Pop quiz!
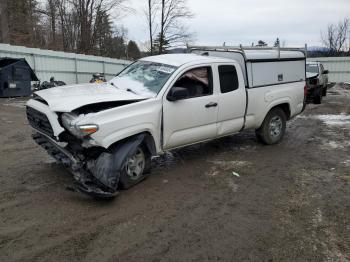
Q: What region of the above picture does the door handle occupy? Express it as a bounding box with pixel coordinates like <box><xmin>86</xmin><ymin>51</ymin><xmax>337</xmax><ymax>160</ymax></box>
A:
<box><xmin>205</xmin><ymin>102</ymin><xmax>218</xmax><ymax>108</ymax></box>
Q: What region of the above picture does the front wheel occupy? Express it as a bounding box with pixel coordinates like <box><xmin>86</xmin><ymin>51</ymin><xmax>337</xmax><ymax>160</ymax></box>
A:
<box><xmin>119</xmin><ymin>145</ymin><xmax>151</xmax><ymax>189</ymax></box>
<box><xmin>256</xmin><ymin>108</ymin><xmax>287</xmax><ymax>145</ymax></box>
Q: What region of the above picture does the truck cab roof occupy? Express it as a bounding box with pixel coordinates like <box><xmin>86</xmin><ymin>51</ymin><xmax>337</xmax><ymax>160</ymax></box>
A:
<box><xmin>140</xmin><ymin>54</ymin><xmax>235</xmax><ymax>67</ymax></box>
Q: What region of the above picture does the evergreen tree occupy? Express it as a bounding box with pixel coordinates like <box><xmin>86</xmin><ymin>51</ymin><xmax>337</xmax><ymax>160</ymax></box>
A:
<box><xmin>274</xmin><ymin>37</ymin><xmax>280</xmax><ymax>47</ymax></box>
<box><xmin>256</xmin><ymin>40</ymin><xmax>268</xmax><ymax>47</ymax></box>
<box><xmin>127</xmin><ymin>40</ymin><xmax>141</xmax><ymax>60</ymax></box>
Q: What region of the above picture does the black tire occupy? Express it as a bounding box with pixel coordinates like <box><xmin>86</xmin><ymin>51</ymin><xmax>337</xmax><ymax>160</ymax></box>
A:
<box><xmin>119</xmin><ymin>145</ymin><xmax>151</xmax><ymax>189</ymax></box>
<box><xmin>255</xmin><ymin>108</ymin><xmax>287</xmax><ymax>145</ymax></box>
<box><xmin>322</xmin><ymin>86</ymin><xmax>327</xmax><ymax>97</ymax></box>
<box><xmin>313</xmin><ymin>86</ymin><xmax>322</xmax><ymax>104</ymax></box>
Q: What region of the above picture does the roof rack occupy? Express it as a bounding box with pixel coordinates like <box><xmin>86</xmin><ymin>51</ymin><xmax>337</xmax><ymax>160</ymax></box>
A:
<box><xmin>187</xmin><ymin>44</ymin><xmax>308</xmax><ymax>59</ymax></box>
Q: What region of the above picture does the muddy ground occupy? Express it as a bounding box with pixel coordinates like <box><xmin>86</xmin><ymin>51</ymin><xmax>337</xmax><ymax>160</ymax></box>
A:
<box><xmin>0</xmin><ymin>84</ymin><xmax>349</xmax><ymax>262</ymax></box>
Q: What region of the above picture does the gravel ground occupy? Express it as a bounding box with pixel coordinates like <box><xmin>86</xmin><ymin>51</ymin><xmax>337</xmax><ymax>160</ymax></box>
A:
<box><xmin>0</xmin><ymin>84</ymin><xmax>349</xmax><ymax>262</ymax></box>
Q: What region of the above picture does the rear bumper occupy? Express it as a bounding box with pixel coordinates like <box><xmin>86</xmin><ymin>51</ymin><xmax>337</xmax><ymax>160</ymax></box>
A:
<box><xmin>306</xmin><ymin>85</ymin><xmax>320</xmax><ymax>99</ymax></box>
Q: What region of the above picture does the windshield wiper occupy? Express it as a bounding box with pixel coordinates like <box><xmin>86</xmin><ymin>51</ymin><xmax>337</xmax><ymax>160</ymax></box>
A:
<box><xmin>109</xmin><ymin>82</ymin><xmax>119</xmax><ymax>89</ymax></box>
<box><xmin>126</xmin><ymin>88</ymin><xmax>137</xmax><ymax>95</ymax></box>
<box><xmin>110</xmin><ymin>81</ymin><xmax>138</xmax><ymax>95</ymax></box>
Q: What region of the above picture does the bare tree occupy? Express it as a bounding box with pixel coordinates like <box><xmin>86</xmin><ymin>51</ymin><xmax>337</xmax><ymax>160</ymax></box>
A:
<box><xmin>68</xmin><ymin>0</ymin><xmax>126</xmax><ymax>54</ymax></box>
<box><xmin>0</xmin><ymin>0</ymin><xmax>139</xmax><ymax>59</ymax></box>
<box><xmin>158</xmin><ymin>0</ymin><xmax>193</xmax><ymax>54</ymax></box>
<box><xmin>321</xmin><ymin>18</ymin><xmax>349</xmax><ymax>54</ymax></box>
<box><xmin>36</xmin><ymin>0</ymin><xmax>59</xmax><ymax>49</ymax></box>
<box><xmin>0</xmin><ymin>0</ymin><xmax>10</xmax><ymax>43</ymax></box>
<box><xmin>48</xmin><ymin>0</ymin><xmax>58</xmax><ymax>46</ymax></box>
<box><xmin>145</xmin><ymin>0</ymin><xmax>159</xmax><ymax>55</ymax></box>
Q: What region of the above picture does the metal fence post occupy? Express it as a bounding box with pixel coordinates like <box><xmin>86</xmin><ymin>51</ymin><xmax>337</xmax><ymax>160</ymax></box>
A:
<box><xmin>74</xmin><ymin>58</ymin><xmax>78</xmax><ymax>84</ymax></box>
<box><xmin>31</xmin><ymin>53</ymin><xmax>36</xmax><ymax>73</ymax></box>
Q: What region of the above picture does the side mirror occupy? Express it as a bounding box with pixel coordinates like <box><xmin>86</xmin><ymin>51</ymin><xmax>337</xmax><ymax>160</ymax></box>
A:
<box><xmin>167</xmin><ymin>87</ymin><xmax>189</xmax><ymax>101</ymax></box>
<box><xmin>322</xmin><ymin>70</ymin><xmax>329</xmax><ymax>75</ymax></box>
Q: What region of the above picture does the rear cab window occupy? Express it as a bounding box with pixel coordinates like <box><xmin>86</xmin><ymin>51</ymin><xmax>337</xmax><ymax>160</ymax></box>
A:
<box><xmin>218</xmin><ymin>65</ymin><xmax>239</xmax><ymax>93</ymax></box>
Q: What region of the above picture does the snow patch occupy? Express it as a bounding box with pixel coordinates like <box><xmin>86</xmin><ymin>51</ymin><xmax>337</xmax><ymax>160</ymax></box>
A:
<box><xmin>209</xmin><ymin>160</ymin><xmax>251</xmax><ymax>170</ymax></box>
<box><xmin>298</xmin><ymin>113</ymin><xmax>350</xmax><ymax>126</ymax></box>
<box><xmin>321</xmin><ymin>140</ymin><xmax>350</xmax><ymax>150</ymax></box>
<box><xmin>316</xmin><ymin>114</ymin><xmax>350</xmax><ymax>126</ymax></box>
<box><xmin>341</xmin><ymin>160</ymin><xmax>350</xmax><ymax>167</ymax></box>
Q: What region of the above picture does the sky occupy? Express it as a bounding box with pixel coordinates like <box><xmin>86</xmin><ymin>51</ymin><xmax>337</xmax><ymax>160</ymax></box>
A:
<box><xmin>118</xmin><ymin>0</ymin><xmax>350</xmax><ymax>48</ymax></box>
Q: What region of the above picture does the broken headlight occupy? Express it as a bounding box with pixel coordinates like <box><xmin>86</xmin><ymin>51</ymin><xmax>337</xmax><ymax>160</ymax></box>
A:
<box><xmin>61</xmin><ymin>113</ymin><xmax>98</xmax><ymax>138</ymax></box>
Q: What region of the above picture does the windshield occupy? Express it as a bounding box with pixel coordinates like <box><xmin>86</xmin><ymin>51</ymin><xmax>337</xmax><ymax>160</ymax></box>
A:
<box><xmin>110</xmin><ymin>61</ymin><xmax>177</xmax><ymax>97</ymax></box>
<box><xmin>306</xmin><ymin>64</ymin><xmax>319</xmax><ymax>74</ymax></box>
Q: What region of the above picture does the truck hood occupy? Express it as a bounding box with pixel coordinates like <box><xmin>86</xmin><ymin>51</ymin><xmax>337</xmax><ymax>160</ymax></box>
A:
<box><xmin>34</xmin><ymin>83</ymin><xmax>150</xmax><ymax>112</ymax></box>
<box><xmin>306</xmin><ymin>72</ymin><xmax>319</xmax><ymax>79</ymax></box>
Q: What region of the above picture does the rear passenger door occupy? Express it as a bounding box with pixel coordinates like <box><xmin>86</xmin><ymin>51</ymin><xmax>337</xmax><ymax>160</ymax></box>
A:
<box><xmin>216</xmin><ymin>64</ymin><xmax>246</xmax><ymax>136</ymax></box>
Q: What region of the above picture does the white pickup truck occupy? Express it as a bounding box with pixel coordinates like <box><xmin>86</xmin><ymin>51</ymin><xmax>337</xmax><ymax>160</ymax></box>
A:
<box><xmin>26</xmin><ymin>46</ymin><xmax>306</xmax><ymax>197</ymax></box>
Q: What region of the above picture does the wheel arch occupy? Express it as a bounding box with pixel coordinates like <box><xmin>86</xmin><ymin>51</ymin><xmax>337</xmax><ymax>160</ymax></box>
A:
<box><xmin>106</xmin><ymin>131</ymin><xmax>157</xmax><ymax>157</ymax></box>
<box><xmin>272</xmin><ymin>103</ymin><xmax>291</xmax><ymax>120</ymax></box>
<box><xmin>256</xmin><ymin>101</ymin><xmax>291</xmax><ymax>128</ymax></box>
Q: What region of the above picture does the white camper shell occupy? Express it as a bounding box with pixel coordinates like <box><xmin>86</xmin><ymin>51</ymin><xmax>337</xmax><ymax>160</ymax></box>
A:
<box><xmin>189</xmin><ymin>46</ymin><xmax>306</xmax><ymax>88</ymax></box>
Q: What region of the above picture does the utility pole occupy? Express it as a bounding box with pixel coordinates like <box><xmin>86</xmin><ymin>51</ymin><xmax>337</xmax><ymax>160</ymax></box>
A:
<box><xmin>148</xmin><ymin>0</ymin><xmax>153</xmax><ymax>55</ymax></box>
<box><xmin>159</xmin><ymin>0</ymin><xmax>165</xmax><ymax>54</ymax></box>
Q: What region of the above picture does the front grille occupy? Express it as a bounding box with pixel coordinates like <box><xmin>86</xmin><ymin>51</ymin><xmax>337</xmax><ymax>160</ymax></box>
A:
<box><xmin>26</xmin><ymin>106</ymin><xmax>54</xmax><ymax>138</ymax></box>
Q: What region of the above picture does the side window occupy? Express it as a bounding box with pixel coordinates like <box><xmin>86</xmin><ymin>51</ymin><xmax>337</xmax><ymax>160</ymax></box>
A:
<box><xmin>218</xmin><ymin>65</ymin><xmax>239</xmax><ymax>93</ymax></box>
<box><xmin>172</xmin><ymin>66</ymin><xmax>213</xmax><ymax>98</ymax></box>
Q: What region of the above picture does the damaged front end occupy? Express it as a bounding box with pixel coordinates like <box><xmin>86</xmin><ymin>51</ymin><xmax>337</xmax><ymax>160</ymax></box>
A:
<box><xmin>27</xmin><ymin>96</ymin><xmax>152</xmax><ymax>198</ymax></box>
<box><xmin>32</xmin><ymin>131</ymin><xmax>148</xmax><ymax>198</ymax></box>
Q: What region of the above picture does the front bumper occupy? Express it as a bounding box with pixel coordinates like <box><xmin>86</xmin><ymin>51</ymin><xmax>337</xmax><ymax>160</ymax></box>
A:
<box><xmin>32</xmin><ymin>132</ymin><xmax>118</xmax><ymax>198</ymax></box>
<box><xmin>32</xmin><ymin>132</ymin><xmax>82</xmax><ymax>171</ymax></box>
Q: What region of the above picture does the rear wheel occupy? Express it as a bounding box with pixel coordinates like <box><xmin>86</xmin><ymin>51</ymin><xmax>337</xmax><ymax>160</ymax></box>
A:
<box><xmin>119</xmin><ymin>145</ymin><xmax>151</xmax><ymax>189</ymax></box>
<box><xmin>256</xmin><ymin>108</ymin><xmax>287</xmax><ymax>145</ymax></box>
<box><xmin>322</xmin><ymin>86</ymin><xmax>327</xmax><ymax>96</ymax></box>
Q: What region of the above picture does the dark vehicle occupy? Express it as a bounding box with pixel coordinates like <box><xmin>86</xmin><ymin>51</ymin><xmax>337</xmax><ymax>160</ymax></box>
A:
<box><xmin>0</xmin><ymin>58</ymin><xmax>38</xmax><ymax>97</ymax></box>
<box><xmin>306</xmin><ymin>62</ymin><xmax>329</xmax><ymax>104</ymax></box>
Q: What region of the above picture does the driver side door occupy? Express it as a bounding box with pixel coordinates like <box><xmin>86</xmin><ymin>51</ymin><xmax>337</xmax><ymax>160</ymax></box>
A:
<box><xmin>162</xmin><ymin>66</ymin><xmax>218</xmax><ymax>149</ymax></box>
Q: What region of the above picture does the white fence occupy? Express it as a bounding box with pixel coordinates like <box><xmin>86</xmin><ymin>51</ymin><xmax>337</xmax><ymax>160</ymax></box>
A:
<box><xmin>3</xmin><ymin>43</ymin><xmax>348</xmax><ymax>84</ymax></box>
<box><xmin>0</xmin><ymin>44</ymin><xmax>131</xmax><ymax>84</ymax></box>
<box><xmin>308</xmin><ymin>56</ymin><xmax>350</xmax><ymax>83</ymax></box>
